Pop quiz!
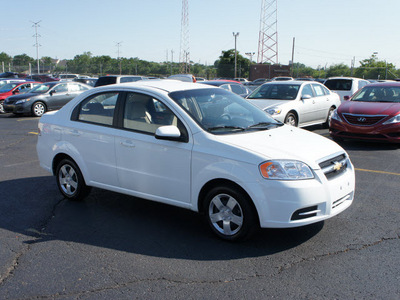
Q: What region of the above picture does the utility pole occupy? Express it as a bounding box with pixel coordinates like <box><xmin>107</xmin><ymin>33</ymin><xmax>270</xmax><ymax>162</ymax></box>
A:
<box><xmin>257</xmin><ymin>0</ymin><xmax>278</xmax><ymax>64</ymax></box>
<box><xmin>116</xmin><ymin>41</ymin><xmax>122</xmax><ymax>74</ymax></box>
<box><xmin>291</xmin><ymin>37</ymin><xmax>295</xmax><ymax>76</ymax></box>
<box><xmin>233</xmin><ymin>32</ymin><xmax>239</xmax><ymax>78</ymax></box>
<box><xmin>31</xmin><ymin>21</ymin><xmax>41</xmax><ymax>74</ymax></box>
<box><xmin>179</xmin><ymin>0</ymin><xmax>190</xmax><ymax>74</ymax></box>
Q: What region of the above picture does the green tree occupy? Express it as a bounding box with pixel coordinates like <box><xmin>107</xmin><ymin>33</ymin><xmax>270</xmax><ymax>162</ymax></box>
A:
<box><xmin>354</xmin><ymin>54</ymin><xmax>396</xmax><ymax>80</ymax></box>
<box><xmin>13</xmin><ymin>54</ymin><xmax>35</xmax><ymax>66</ymax></box>
<box><xmin>214</xmin><ymin>49</ymin><xmax>250</xmax><ymax>78</ymax></box>
<box><xmin>325</xmin><ymin>64</ymin><xmax>351</xmax><ymax>77</ymax></box>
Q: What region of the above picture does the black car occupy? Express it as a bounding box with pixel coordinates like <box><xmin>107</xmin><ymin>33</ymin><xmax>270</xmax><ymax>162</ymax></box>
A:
<box><xmin>3</xmin><ymin>81</ymin><xmax>92</xmax><ymax>117</ymax></box>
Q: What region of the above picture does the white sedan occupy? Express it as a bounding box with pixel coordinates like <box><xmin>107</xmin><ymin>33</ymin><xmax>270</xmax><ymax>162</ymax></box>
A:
<box><xmin>247</xmin><ymin>80</ymin><xmax>341</xmax><ymax>127</ymax></box>
<box><xmin>37</xmin><ymin>80</ymin><xmax>354</xmax><ymax>241</ymax></box>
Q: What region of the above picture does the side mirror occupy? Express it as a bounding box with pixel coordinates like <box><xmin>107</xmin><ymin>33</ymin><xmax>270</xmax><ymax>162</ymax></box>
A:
<box><xmin>343</xmin><ymin>95</ymin><xmax>350</xmax><ymax>101</ymax></box>
<box><xmin>301</xmin><ymin>94</ymin><xmax>312</xmax><ymax>100</ymax></box>
<box><xmin>12</xmin><ymin>90</ymin><xmax>19</xmax><ymax>95</ymax></box>
<box><xmin>50</xmin><ymin>90</ymin><xmax>56</xmax><ymax>96</ymax></box>
<box><xmin>155</xmin><ymin>125</ymin><xmax>182</xmax><ymax>141</ymax></box>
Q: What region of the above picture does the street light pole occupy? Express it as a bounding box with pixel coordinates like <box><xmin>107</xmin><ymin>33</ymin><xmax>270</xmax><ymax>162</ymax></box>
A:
<box><xmin>233</xmin><ymin>32</ymin><xmax>239</xmax><ymax>78</ymax></box>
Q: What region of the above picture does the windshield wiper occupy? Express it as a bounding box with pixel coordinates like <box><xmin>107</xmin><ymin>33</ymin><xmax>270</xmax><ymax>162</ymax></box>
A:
<box><xmin>247</xmin><ymin>122</ymin><xmax>282</xmax><ymax>130</ymax></box>
<box><xmin>207</xmin><ymin>126</ymin><xmax>245</xmax><ymax>132</ymax></box>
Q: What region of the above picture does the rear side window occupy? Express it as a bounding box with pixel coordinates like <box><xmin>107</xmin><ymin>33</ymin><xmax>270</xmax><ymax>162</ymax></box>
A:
<box><xmin>312</xmin><ymin>84</ymin><xmax>326</xmax><ymax>96</ymax></box>
<box><xmin>77</xmin><ymin>92</ymin><xmax>118</xmax><ymax>125</ymax></box>
<box><xmin>324</xmin><ymin>79</ymin><xmax>352</xmax><ymax>91</ymax></box>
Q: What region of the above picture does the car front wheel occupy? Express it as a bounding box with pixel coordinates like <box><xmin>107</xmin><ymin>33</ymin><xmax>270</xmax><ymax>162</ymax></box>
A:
<box><xmin>284</xmin><ymin>112</ymin><xmax>298</xmax><ymax>126</ymax></box>
<box><xmin>56</xmin><ymin>159</ymin><xmax>91</xmax><ymax>201</ymax></box>
<box><xmin>204</xmin><ymin>185</ymin><xmax>258</xmax><ymax>241</ymax></box>
<box><xmin>32</xmin><ymin>101</ymin><xmax>46</xmax><ymax>117</ymax></box>
<box><xmin>0</xmin><ymin>100</ymin><xmax>5</xmax><ymax>114</ymax></box>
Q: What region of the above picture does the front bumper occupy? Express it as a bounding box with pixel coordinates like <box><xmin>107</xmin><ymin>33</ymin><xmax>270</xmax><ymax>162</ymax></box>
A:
<box><xmin>3</xmin><ymin>103</ymin><xmax>30</xmax><ymax>114</ymax></box>
<box><xmin>250</xmin><ymin>157</ymin><xmax>355</xmax><ymax>228</ymax></box>
<box><xmin>330</xmin><ymin>119</ymin><xmax>400</xmax><ymax>143</ymax></box>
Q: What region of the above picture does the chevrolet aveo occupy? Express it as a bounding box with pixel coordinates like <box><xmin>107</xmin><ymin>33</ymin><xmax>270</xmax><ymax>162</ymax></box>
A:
<box><xmin>37</xmin><ymin>80</ymin><xmax>355</xmax><ymax>241</ymax></box>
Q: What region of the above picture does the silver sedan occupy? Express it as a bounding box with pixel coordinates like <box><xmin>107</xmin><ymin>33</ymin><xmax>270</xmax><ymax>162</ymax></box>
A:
<box><xmin>247</xmin><ymin>80</ymin><xmax>340</xmax><ymax>127</ymax></box>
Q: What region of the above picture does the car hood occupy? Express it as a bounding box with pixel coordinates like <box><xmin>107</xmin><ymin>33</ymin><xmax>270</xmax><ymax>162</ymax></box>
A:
<box><xmin>5</xmin><ymin>92</ymin><xmax>41</xmax><ymax>102</ymax></box>
<box><xmin>339</xmin><ymin>101</ymin><xmax>400</xmax><ymax>116</ymax></box>
<box><xmin>248</xmin><ymin>99</ymin><xmax>290</xmax><ymax>110</ymax></box>
<box><xmin>216</xmin><ymin>125</ymin><xmax>344</xmax><ymax>169</ymax></box>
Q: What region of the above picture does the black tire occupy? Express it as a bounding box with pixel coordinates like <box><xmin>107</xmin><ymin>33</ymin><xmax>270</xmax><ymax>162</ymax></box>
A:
<box><xmin>55</xmin><ymin>158</ymin><xmax>91</xmax><ymax>201</ymax></box>
<box><xmin>323</xmin><ymin>107</ymin><xmax>335</xmax><ymax>128</ymax></box>
<box><xmin>31</xmin><ymin>101</ymin><xmax>46</xmax><ymax>117</ymax></box>
<box><xmin>204</xmin><ymin>185</ymin><xmax>258</xmax><ymax>241</ymax></box>
<box><xmin>284</xmin><ymin>112</ymin><xmax>298</xmax><ymax>127</ymax></box>
<box><xmin>0</xmin><ymin>100</ymin><xmax>5</xmax><ymax>114</ymax></box>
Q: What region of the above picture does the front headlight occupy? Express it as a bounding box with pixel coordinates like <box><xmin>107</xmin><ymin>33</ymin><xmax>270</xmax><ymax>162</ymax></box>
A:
<box><xmin>15</xmin><ymin>98</ymin><xmax>30</xmax><ymax>105</ymax></box>
<box><xmin>383</xmin><ymin>114</ymin><xmax>400</xmax><ymax>125</ymax></box>
<box><xmin>259</xmin><ymin>160</ymin><xmax>314</xmax><ymax>180</ymax></box>
<box><xmin>330</xmin><ymin>109</ymin><xmax>342</xmax><ymax>122</ymax></box>
<box><xmin>265</xmin><ymin>107</ymin><xmax>282</xmax><ymax>115</ymax></box>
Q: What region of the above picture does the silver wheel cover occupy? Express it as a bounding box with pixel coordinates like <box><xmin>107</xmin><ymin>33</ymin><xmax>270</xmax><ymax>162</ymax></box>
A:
<box><xmin>208</xmin><ymin>193</ymin><xmax>244</xmax><ymax>236</ymax></box>
<box><xmin>34</xmin><ymin>103</ymin><xmax>45</xmax><ymax>116</ymax></box>
<box><xmin>286</xmin><ymin>115</ymin><xmax>296</xmax><ymax>126</ymax></box>
<box><xmin>58</xmin><ymin>164</ymin><xmax>78</xmax><ymax>196</ymax></box>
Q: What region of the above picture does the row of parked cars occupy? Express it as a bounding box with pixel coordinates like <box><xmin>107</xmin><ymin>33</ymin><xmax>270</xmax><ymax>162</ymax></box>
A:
<box><xmin>1</xmin><ymin>72</ymin><xmax>399</xmax><ymax>144</ymax></box>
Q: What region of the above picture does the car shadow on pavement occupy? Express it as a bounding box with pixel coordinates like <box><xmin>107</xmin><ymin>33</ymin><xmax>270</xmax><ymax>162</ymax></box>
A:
<box><xmin>333</xmin><ymin>140</ymin><xmax>400</xmax><ymax>151</ymax></box>
<box><xmin>0</xmin><ymin>177</ymin><xmax>323</xmax><ymax>261</ymax></box>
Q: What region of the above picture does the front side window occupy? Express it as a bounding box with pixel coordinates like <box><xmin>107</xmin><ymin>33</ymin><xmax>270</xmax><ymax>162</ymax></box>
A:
<box><xmin>123</xmin><ymin>92</ymin><xmax>179</xmax><ymax>134</ymax></box>
<box><xmin>53</xmin><ymin>84</ymin><xmax>68</xmax><ymax>93</ymax></box>
<box><xmin>301</xmin><ymin>84</ymin><xmax>314</xmax><ymax>97</ymax></box>
<box><xmin>77</xmin><ymin>92</ymin><xmax>118</xmax><ymax>125</ymax></box>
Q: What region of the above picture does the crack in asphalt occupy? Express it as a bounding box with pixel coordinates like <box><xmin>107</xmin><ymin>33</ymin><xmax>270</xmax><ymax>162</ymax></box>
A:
<box><xmin>5</xmin><ymin>234</ymin><xmax>399</xmax><ymax>299</ymax></box>
<box><xmin>276</xmin><ymin>234</ymin><xmax>400</xmax><ymax>274</ymax></box>
<box><xmin>0</xmin><ymin>198</ymin><xmax>66</xmax><ymax>289</ymax></box>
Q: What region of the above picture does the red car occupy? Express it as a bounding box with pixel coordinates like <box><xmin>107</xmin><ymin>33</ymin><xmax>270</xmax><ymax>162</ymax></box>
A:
<box><xmin>0</xmin><ymin>81</ymin><xmax>42</xmax><ymax>113</ymax></box>
<box><xmin>330</xmin><ymin>82</ymin><xmax>400</xmax><ymax>143</ymax></box>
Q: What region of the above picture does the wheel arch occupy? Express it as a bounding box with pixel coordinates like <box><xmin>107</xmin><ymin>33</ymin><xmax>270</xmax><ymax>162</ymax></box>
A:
<box><xmin>197</xmin><ymin>178</ymin><xmax>260</xmax><ymax>226</ymax></box>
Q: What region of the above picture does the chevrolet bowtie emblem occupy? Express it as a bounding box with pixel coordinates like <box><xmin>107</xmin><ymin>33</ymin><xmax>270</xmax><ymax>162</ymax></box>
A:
<box><xmin>333</xmin><ymin>162</ymin><xmax>343</xmax><ymax>171</ymax></box>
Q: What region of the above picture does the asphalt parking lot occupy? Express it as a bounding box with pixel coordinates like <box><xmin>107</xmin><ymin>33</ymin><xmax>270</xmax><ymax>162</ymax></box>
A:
<box><xmin>0</xmin><ymin>113</ymin><xmax>399</xmax><ymax>299</ymax></box>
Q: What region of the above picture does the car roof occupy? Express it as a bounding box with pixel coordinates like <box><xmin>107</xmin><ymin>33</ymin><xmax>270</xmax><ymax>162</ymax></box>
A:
<box><xmin>98</xmin><ymin>79</ymin><xmax>217</xmax><ymax>93</ymax></box>
<box><xmin>262</xmin><ymin>80</ymin><xmax>311</xmax><ymax>85</ymax></box>
<box><xmin>362</xmin><ymin>81</ymin><xmax>400</xmax><ymax>88</ymax></box>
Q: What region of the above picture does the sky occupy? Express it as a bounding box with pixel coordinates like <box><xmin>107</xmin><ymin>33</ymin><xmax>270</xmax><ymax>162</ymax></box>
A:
<box><xmin>1</xmin><ymin>0</ymin><xmax>400</xmax><ymax>69</ymax></box>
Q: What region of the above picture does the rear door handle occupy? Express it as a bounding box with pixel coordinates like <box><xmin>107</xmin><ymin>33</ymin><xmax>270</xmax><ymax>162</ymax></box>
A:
<box><xmin>68</xmin><ymin>129</ymin><xmax>81</xmax><ymax>136</ymax></box>
<box><xmin>120</xmin><ymin>140</ymin><xmax>135</xmax><ymax>148</ymax></box>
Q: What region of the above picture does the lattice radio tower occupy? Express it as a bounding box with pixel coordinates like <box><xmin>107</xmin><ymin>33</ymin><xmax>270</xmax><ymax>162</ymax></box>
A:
<box><xmin>179</xmin><ymin>0</ymin><xmax>190</xmax><ymax>73</ymax></box>
<box><xmin>257</xmin><ymin>0</ymin><xmax>278</xmax><ymax>64</ymax></box>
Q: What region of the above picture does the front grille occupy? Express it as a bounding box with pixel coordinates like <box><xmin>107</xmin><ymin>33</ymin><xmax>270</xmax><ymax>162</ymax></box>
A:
<box><xmin>342</xmin><ymin>113</ymin><xmax>387</xmax><ymax>126</ymax></box>
<box><xmin>339</xmin><ymin>132</ymin><xmax>387</xmax><ymax>139</ymax></box>
<box><xmin>319</xmin><ymin>154</ymin><xmax>348</xmax><ymax>179</ymax></box>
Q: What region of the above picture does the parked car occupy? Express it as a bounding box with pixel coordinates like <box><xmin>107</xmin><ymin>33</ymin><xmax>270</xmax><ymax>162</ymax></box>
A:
<box><xmin>4</xmin><ymin>81</ymin><xmax>92</xmax><ymax>117</ymax></box>
<box><xmin>199</xmin><ymin>80</ymin><xmax>252</xmax><ymax>97</ymax></box>
<box><xmin>271</xmin><ymin>76</ymin><xmax>294</xmax><ymax>81</ymax></box>
<box><xmin>94</xmin><ymin>75</ymin><xmax>148</xmax><ymax>87</ymax></box>
<box><xmin>324</xmin><ymin>77</ymin><xmax>370</xmax><ymax>101</ymax></box>
<box><xmin>0</xmin><ymin>79</ymin><xmax>27</xmax><ymax>89</ymax></box>
<box><xmin>0</xmin><ymin>72</ymin><xmax>25</xmax><ymax>78</ymax></box>
<box><xmin>74</xmin><ymin>77</ymin><xmax>98</xmax><ymax>86</ymax></box>
<box><xmin>167</xmin><ymin>74</ymin><xmax>196</xmax><ymax>82</ymax></box>
<box><xmin>25</xmin><ymin>74</ymin><xmax>60</xmax><ymax>82</ymax></box>
<box><xmin>36</xmin><ymin>80</ymin><xmax>354</xmax><ymax>241</ymax></box>
<box><xmin>247</xmin><ymin>80</ymin><xmax>341</xmax><ymax>127</ymax></box>
<box><xmin>234</xmin><ymin>78</ymin><xmax>249</xmax><ymax>83</ymax></box>
<box><xmin>330</xmin><ymin>82</ymin><xmax>400</xmax><ymax>143</ymax></box>
<box><xmin>58</xmin><ymin>74</ymin><xmax>80</xmax><ymax>81</ymax></box>
<box><xmin>0</xmin><ymin>81</ymin><xmax>42</xmax><ymax>113</ymax></box>
<box><xmin>243</xmin><ymin>78</ymin><xmax>270</xmax><ymax>86</ymax></box>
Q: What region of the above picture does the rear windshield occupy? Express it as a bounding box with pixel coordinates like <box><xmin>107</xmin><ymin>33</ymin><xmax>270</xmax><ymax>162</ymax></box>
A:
<box><xmin>324</xmin><ymin>79</ymin><xmax>352</xmax><ymax>91</ymax></box>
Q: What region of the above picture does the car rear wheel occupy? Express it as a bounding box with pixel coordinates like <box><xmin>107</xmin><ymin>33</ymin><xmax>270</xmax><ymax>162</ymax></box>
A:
<box><xmin>204</xmin><ymin>185</ymin><xmax>258</xmax><ymax>241</ymax></box>
<box><xmin>56</xmin><ymin>159</ymin><xmax>91</xmax><ymax>201</ymax></box>
<box><xmin>32</xmin><ymin>101</ymin><xmax>46</xmax><ymax>117</ymax></box>
<box><xmin>284</xmin><ymin>112</ymin><xmax>298</xmax><ymax>126</ymax></box>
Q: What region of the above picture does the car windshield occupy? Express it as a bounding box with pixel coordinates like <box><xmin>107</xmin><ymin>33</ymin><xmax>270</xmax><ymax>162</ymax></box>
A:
<box><xmin>169</xmin><ymin>88</ymin><xmax>281</xmax><ymax>134</ymax></box>
<box><xmin>351</xmin><ymin>86</ymin><xmax>400</xmax><ymax>103</ymax></box>
<box><xmin>29</xmin><ymin>83</ymin><xmax>56</xmax><ymax>93</ymax></box>
<box><xmin>0</xmin><ymin>83</ymin><xmax>19</xmax><ymax>92</ymax></box>
<box><xmin>247</xmin><ymin>84</ymin><xmax>300</xmax><ymax>100</ymax></box>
